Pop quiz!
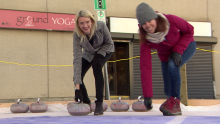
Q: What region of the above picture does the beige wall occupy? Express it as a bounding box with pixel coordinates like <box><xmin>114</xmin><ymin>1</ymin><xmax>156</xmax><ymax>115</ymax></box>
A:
<box><xmin>106</xmin><ymin>0</ymin><xmax>208</xmax><ymax>21</ymax></box>
<box><xmin>208</xmin><ymin>0</ymin><xmax>220</xmax><ymax>98</ymax></box>
<box><xmin>0</xmin><ymin>29</ymin><xmax>48</xmax><ymax>99</ymax></box>
<box><xmin>47</xmin><ymin>31</ymin><xmax>96</xmax><ymax>98</ymax></box>
<box><xmin>0</xmin><ymin>0</ymin><xmax>219</xmax><ymax>100</ymax></box>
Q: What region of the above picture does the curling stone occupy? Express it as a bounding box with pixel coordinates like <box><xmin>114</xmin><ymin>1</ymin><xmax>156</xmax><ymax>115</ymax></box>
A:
<box><xmin>132</xmin><ymin>96</ymin><xmax>148</xmax><ymax>112</ymax></box>
<box><xmin>68</xmin><ymin>99</ymin><xmax>90</xmax><ymax>116</ymax></box>
<box><xmin>10</xmin><ymin>99</ymin><xmax>29</xmax><ymax>113</ymax></box>
<box><xmin>90</xmin><ymin>102</ymin><xmax>108</xmax><ymax>112</ymax></box>
<box><xmin>30</xmin><ymin>98</ymin><xmax>48</xmax><ymax>113</ymax></box>
<box><xmin>67</xmin><ymin>102</ymin><xmax>75</xmax><ymax>110</ymax></box>
<box><xmin>67</xmin><ymin>101</ymin><xmax>89</xmax><ymax>110</ymax></box>
<box><xmin>110</xmin><ymin>97</ymin><xmax>129</xmax><ymax>112</ymax></box>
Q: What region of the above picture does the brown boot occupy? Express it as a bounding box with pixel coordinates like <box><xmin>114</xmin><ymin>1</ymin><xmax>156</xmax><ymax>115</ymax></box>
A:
<box><xmin>159</xmin><ymin>98</ymin><xmax>170</xmax><ymax>112</ymax></box>
<box><xmin>163</xmin><ymin>97</ymin><xmax>182</xmax><ymax>116</ymax></box>
<box><xmin>94</xmin><ymin>101</ymin><xmax>103</xmax><ymax>115</ymax></box>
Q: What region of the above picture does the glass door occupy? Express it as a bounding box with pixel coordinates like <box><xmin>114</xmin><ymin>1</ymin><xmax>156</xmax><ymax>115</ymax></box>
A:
<box><xmin>107</xmin><ymin>42</ymin><xmax>130</xmax><ymax>96</ymax></box>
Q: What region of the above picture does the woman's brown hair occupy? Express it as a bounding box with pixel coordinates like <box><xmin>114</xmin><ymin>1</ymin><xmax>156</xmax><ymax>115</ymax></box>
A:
<box><xmin>139</xmin><ymin>15</ymin><xmax>168</xmax><ymax>43</ymax></box>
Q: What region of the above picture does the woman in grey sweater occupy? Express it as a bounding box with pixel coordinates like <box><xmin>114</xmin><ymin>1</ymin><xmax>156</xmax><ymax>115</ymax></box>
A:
<box><xmin>73</xmin><ymin>10</ymin><xmax>114</xmax><ymax>115</ymax></box>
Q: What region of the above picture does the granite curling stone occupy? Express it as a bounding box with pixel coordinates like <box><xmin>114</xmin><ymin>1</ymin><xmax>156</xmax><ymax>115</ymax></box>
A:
<box><xmin>68</xmin><ymin>99</ymin><xmax>90</xmax><ymax>116</ymax></box>
<box><xmin>10</xmin><ymin>99</ymin><xmax>29</xmax><ymax>113</ymax></box>
<box><xmin>30</xmin><ymin>98</ymin><xmax>48</xmax><ymax>113</ymax></box>
<box><xmin>132</xmin><ymin>96</ymin><xmax>148</xmax><ymax>112</ymax></box>
<box><xmin>110</xmin><ymin>97</ymin><xmax>129</xmax><ymax>112</ymax></box>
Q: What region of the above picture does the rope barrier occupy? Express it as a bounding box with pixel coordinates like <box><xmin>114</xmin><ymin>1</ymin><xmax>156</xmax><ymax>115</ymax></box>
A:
<box><xmin>0</xmin><ymin>48</ymin><xmax>216</xmax><ymax>67</ymax></box>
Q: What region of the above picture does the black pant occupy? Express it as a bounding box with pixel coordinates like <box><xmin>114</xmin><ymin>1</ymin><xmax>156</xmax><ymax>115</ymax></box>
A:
<box><xmin>80</xmin><ymin>52</ymin><xmax>113</xmax><ymax>103</ymax></box>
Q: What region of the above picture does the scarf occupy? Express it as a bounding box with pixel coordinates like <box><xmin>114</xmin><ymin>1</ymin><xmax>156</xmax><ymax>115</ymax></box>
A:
<box><xmin>147</xmin><ymin>13</ymin><xmax>170</xmax><ymax>43</ymax></box>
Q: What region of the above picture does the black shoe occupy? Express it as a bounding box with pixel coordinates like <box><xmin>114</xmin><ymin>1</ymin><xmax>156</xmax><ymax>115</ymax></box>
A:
<box><xmin>144</xmin><ymin>97</ymin><xmax>153</xmax><ymax>110</ymax></box>
<box><xmin>94</xmin><ymin>101</ymin><xmax>103</xmax><ymax>115</ymax></box>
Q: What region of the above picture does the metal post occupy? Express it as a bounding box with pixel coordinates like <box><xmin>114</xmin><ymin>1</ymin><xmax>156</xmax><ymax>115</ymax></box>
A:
<box><xmin>94</xmin><ymin>0</ymin><xmax>110</xmax><ymax>100</ymax></box>
<box><xmin>104</xmin><ymin>63</ymin><xmax>110</xmax><ymax>100</ymax></box>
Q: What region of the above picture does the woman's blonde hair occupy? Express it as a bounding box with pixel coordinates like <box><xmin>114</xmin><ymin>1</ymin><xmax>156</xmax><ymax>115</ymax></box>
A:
<box><xmin>74</xmin><ymin>10</ymin><xmax>97</xmax><ymax>41</ymax></box>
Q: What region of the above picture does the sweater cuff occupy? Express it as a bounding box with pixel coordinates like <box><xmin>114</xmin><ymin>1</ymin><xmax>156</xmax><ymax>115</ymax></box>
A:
<box><xmin>97</xmin><ymin>50</ymin><xmax>106</xmax><ymax>57</ymax></box>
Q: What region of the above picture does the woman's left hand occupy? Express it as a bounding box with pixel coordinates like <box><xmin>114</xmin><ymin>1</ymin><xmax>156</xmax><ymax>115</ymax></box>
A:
<box><xmin>170</xmin><ymin>52</ymin><xmax>182</xmax><ymax>67</ymax></box>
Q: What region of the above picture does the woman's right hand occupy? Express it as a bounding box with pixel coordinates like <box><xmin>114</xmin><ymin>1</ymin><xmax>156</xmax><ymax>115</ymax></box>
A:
<box><xmin>75</xmin><ymin>89</ymin><xmax>83</xmax><ymax>102</ymax></box>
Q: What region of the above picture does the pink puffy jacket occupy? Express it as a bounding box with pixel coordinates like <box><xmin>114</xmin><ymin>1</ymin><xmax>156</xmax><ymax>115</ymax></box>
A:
<box><xmin>140</xmin><ymin>14</ymin><xmax>194</xmax><ymax>98</ymax></box>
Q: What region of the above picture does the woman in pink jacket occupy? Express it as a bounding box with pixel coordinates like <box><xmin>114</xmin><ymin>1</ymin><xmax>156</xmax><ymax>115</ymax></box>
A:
<box><xmin>136</xmin><ymin>3</ymin><xmax>196</xmax><ymax>116</ymax></box>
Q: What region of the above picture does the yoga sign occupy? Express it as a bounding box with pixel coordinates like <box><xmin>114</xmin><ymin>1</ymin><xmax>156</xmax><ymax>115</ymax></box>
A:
<box><xmin>0</xmin><ymin>9</ymin><xmax>76</xmax><ymax>31</ymax></box>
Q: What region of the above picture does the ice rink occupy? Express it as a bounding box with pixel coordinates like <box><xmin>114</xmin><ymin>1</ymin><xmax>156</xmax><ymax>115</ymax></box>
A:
<box><xmin>0</xmin><ymin>100</ymin><xmax>220</xmax><ymax>124</ymax></box>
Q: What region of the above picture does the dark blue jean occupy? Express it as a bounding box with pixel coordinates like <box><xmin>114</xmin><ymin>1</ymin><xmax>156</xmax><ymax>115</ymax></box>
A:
<box><xmin>161</xmin><ymin>41</ymin><xmax>196</xmax><ymax>99</ymax></box>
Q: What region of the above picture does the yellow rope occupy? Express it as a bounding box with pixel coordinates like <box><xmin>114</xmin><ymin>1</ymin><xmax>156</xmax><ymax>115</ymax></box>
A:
<box><xmin>0</xmin><ymin>48</ymin><xmax>217</xmax><ymax>67</ymax></box>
